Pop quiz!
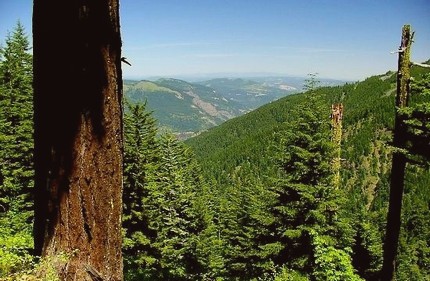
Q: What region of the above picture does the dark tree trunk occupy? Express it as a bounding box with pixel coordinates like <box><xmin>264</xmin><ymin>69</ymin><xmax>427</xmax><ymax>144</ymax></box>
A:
<box><xmin>33</xmin><ymin>0</ymin><xmax>123</xmax><ymax>280</ymax></box>
<box><xmin>380</xmin><ymin>24</ymin><xmax>412</xmax><ymax>281</ymax></box>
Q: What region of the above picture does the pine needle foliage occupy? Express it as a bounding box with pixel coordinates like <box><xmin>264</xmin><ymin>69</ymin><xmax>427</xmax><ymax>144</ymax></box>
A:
<box><xmin>0</xmin><ymin>22</ymin><xmax>34</xmax><ymax>278</ymax></box>
<box><xmin>267</xmin><ymin>74</ymin><xmax>361</xmax><ymax>280</ymax></box>
<box><xmin>122</xmin><ymin>101</ymin><xmax>207</xmax><ymax>280</ymax></box>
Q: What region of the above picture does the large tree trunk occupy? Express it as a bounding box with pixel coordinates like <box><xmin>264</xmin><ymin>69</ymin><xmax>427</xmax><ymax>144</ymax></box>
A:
<box><xmin>33</xmin><ymin>0</ymin><xmax>123</xmax><ymax>280</ymax></box>
<box><xmin>380</xmin><ymin>24</ymin><xmax>412</xmax><ymax>281</ymax></box>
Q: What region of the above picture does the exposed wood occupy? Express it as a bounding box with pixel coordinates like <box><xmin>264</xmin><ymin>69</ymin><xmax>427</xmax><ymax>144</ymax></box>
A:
<box><xmin>33</xmin><ymin>0</ymin><xmax>124</xmax><ymax>280</ymax></box>
<box><xmin>411</xmin><ymin>61</ymin><xmax>430</xmax><ymax>68</ymax></box>
<box><xmin>331</xmin><ymin>103</ymin><xmax>343</xmax><ymax>189</ymax></box>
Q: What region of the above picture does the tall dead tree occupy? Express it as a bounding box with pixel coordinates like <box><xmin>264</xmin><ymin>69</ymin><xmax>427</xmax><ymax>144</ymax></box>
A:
<box><xmin>380</xmin><ymin>24</ymin><xmax>413</xmax><ymax>281</ymax></box>
<box><xmin>33</xmin><ymin>0</ymin><xmax>124</xmax><ymax>280</ymax></box>
<box><xmin>331</xmin><ymin>103</ymin><xmax>343</xmax><ymax>189</ymax></box>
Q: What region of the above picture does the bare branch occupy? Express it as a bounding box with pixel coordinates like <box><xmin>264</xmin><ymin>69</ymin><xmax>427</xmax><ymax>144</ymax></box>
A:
<box><xmin>121</xmin><ymin>57</ymin><xmax>132</xmax><ymax>66</ymax></box>
<box><xmin>411</xmin><ymin>61</ymin><xmax>430</xmax><ymax>68</ymax></box>
<box><xmin>390</xmin><ymin>47</ymin><xmax>406</xmax><ymax>54</ymax></box>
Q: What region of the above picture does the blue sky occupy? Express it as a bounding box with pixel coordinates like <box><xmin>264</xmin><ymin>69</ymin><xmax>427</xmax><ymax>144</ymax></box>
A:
<box><xmin>1</xmin><ymin>0</ymin><xmax>429</xmax><ymax>80</ymax></box>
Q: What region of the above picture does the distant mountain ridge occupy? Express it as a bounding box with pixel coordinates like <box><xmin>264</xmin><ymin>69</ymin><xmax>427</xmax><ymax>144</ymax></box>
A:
<box><xmin>124</xmin><ymin>78</ymin><xmax>239</xmax><ymax>138</ymax></box>
<box><xmin>124</xmin><ymin>76</ymin><xmax>345</xmax><ymax>138</ymax></box>
<box><xmin>184</xmin><ymin>65</ymin><xmax>430</xmax><ymax>180</ymax></box>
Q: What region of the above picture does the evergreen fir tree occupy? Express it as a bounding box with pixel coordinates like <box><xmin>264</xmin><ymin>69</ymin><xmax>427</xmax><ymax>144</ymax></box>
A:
<box><xmin>122</xmin><ymin>102</ymin><xmax>206</xmax><ymax>280</ymax></box>
<box><xmin>0</xmin><ymin>21</ymin><xmax>33</xmax><ymax>215</ymax></box>
<box><xmin>268</xmin><ymin>74</ymin><xmax>361</xmax><ymax>280</ymax></box>
<box><xmin>151</xmin><ymin>134</ymin><xmax>204</xmax><ymax>280</ymax></box>
<box><xmin>401</xmin><ymin>72</ymin><xmax>430</xmax><ymax>162</ymax></box>
<box><xmin>0</xmin><ymin>22</ymin><xmax>34</xmax><ymax>276</ymax></box>
<box><xmin>123</xmin><ymin>101</ymin><xmax>161</xmax><ymax>280</ymax></box>
<box><xmin>217</xmin><ymin>163</ymin><xmax>275</xmax><ymax>280</ymax></box>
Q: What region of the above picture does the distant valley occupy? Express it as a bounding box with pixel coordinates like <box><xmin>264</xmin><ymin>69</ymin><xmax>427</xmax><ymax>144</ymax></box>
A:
<box><xmin>124</xmin><ymin>76</ymin><xmax>345</xmax><ymax>138</ymax></box>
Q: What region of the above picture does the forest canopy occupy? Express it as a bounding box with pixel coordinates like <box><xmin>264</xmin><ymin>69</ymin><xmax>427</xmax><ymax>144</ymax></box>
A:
<box><xmin>1</xmin><ymin>22</ymin><xmax>429</xmax><ymax>281</ymax></box>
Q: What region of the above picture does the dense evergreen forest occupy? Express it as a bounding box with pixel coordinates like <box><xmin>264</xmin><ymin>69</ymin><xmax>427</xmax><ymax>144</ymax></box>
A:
<box><xmin>1</xmin><ymin>24</ymin><xmax>429</xmax><ymax>280</ymax></box>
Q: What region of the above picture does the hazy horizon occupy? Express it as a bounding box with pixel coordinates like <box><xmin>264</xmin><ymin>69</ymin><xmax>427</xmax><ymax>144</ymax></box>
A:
<box><xmin>123</xmin><ymin>71</ymin><xmax>354</xmax><ymax>83</ymax></box>
<box><xmin>1</xmin><ymin>0</ymin><xmax>429</xmax><ymax>81</ymax></box>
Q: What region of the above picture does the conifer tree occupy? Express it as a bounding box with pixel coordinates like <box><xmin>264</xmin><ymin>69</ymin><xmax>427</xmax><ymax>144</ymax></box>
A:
<box><xmin>123</xmin><ymin>103</ymin><xmax>206</xmax><ymax>280</ymax></box>
<box><xmin>151</xmin><ymin>134</ymin><xmax>203</xmax><ymax>280</ymax></box>
<box><xmin>193</xmin><ymin>177</ymin><xmax>227</xmax><ymax>280</ymax></box>
<box><xmin>402</xmin><ymin>72</ymin><xmax>430</xmax><ymax>162</ymax></box>
<box><xmin>0</xmin><ymin>22</ymin><xmax>34</xmax><ymax>276</ymax></box>
<box><xmin>268</xmin><ymin>74</ymin><xmax>361</xmax><ymax>280</ymax></box>
<box><xmin>0</xmin><ymin>21</ymin><xmax>33</xmax><ymax>216</ymax></box>
<box><xmin>123</xmin><ymin>101</ymin><xmax>161</xmax><ymax>280</ymax></box>
<box><xmin>216</xmin><ymin>163</ymin><xmax>275</xmax><ymax>280</ymax></box>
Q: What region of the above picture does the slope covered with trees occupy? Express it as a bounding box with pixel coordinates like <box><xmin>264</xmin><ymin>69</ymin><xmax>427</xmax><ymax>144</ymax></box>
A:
<box><xmin>186</xmin><ymin>65</ymin><xmax>430</xmax><ymax>280</ymax></box>
<box><xmin>124</xmin><ymin>77</ymin><xmax>299</xmax><ymax>137</ymax></box>
<box><xmin>1</xmin><ymin>22</ymin><xmax>429</xmax><ymax>281</ymax></box>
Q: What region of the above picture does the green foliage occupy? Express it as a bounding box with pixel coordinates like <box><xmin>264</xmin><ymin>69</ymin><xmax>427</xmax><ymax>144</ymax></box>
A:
<box><xmin>124</xmin><ymin>77</ymin><xmax>298</xmax><ymax>136</ymax></box>
<box><xmin>122</xmin><ymin>101</ymin><xmax>160</xmax><ymax>280</ymax></box>
<box><xmin>150</xmin><ymin>133</ymin><xmax>205</xmax><ymax>279</ymax></box>
<box><xmin>396</xmin><ymin>166</ymin><xmax>430</xmax><ymax>280</ymax></box>
<box><xmin>272</xmin><ymin>267</ymin><xmax>309</xmax><ymax>281</ymax></box>
<box><xmin>311</xmin><ymin>231</ymin><xmax>363</xmax><ymax>281</ymax></box>
<box><xmin>266</xmin><ymin>74</ymin><xmax>359</xmax><ymax>279</ymax></box>
<box><xmin>0</xmin><ymin>22</ymin><xmax>34</xmax><ymax>278</ymax></box>
<box><xmin>124</xmin><ymin>78</ymin><xmax>238</xmax><ymax>134</ymax></box>
<box><xmin>122</xmin><ymin>101</ymin><xmax>208</xmax><ymax>280</ymax></box>
<box><xmin>188</xmin><ymin>65</ymin><xmax>430</xmax><ymax>280</ymax></box>
<box><xmin>216</xmin><ymin>164</ymin><xmax>276</xmax><ymax>279</ymax></box>
<box><xmin>1</xmin><ymin>21</ymin><xmax>429</xmax><ymax>281</ymax></box>
<box><xmin>196</xmin><ymin>77</ymin><xmax>294</xmax><ymax>111</ymax></box>
<box><xmin>1</xmin><ymin>252</ymin><xmax>70</xmax><ymax>281</ymax></box>
<box><xmin>393</xmin><ymin>67</ymin><xmax>430</xmax><ymax>280</ymax></box>
<box><xmin>350</xmin><ymin>211</ymin><xmax>384</xmax><ymax>280</ymax></box>
<box><xmin>0</xmin><ymin>219</ymin><xmax>33</xmax><ymax>277</ymax></box>
<box><xmin>399</xmin><ymin>72</ymin><xmax>430</xmax><ymax>162</ymax></box>
<box><xmin>0</xmin><ymin>21</ymin><xmax>33</xmax><ymax>212</ymax></box>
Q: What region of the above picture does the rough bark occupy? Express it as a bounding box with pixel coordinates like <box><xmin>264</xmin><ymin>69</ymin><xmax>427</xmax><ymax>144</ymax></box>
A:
<box><xmin>33</xmin><ymin>0</ymin><xmax>123</xmax><ymax>280</ymax></box>
<box><xmin>380</xmin><ymin>24</ymin><xmax>412</xmax><ymax>281</ymax></box>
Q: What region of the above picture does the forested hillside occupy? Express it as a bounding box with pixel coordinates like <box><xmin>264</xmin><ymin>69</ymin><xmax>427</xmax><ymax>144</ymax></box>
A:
<box><xmin>1</xmin><ymin>23</ymin><xmax>429</xmax><ymax>281</ymax></box>
<box><xmin>124</xmin><ymin>76</ymin><xmax>345</xmax><ymax>138</ymax></box>
<box><xmin>124</xmin><ymin>78</ymin><xmax>238</xmax><ymax>136</ymax></box>
<box><xmin>186</xmin><ymin>65</ymin><xmax>430</xmax><ymax>280</ymax></box>
<box><xmin>124</xmin><ymin>77</ymin><xmax>298</xmax><ymax>138</ymax></box>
